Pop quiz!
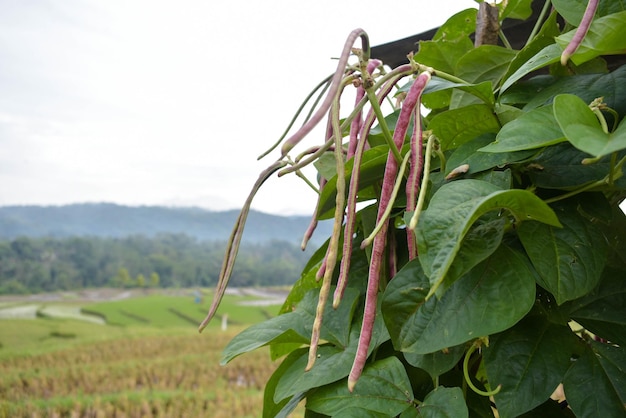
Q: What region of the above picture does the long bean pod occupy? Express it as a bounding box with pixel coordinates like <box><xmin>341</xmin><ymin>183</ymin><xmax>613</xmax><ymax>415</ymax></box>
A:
<box><xmin>348</xmin><ymin>71</ymin><xmax>428</xmax><ymax>391</ymax></box>
<box><xmin>281</xmin><ymin>29</ymin><xmax>369</xmax><ymax>158</ymax></box>
<box><xmin>198</xmin><ymin>160</ymin><xmax>288</xmax><ymax>332</ymax></box>
<box><xmin>333</xmin><ymin>71</ymin><xmax>411</xmax><ymax>308</ymax></box>
<box><xmin>560</xmin><ymin>0</ymin><xmax>599</xmax><ymax>66</ymax></box>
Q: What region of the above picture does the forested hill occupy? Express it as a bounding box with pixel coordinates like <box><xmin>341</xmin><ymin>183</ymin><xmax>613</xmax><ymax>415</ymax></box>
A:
<box><xmin>0</xmin><ymin>203</ymin><xmax>331</xmax><ymax>244</ymax></box>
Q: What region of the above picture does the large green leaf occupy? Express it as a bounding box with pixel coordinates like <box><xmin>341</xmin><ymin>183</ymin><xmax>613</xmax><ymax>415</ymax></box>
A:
<box><xmin>305</xmin><ymin>356</ymin><xmax>413</xmax><ymax>417</ymax></box>
<box><xmin>446</xmin><ymin>134</ymin><xmax>535</xmax><ymax>178</ymax></box>
<box><xmin>517</xmin><ymin>399</ymin><xmax>576</xmax><ymax>417</ymax></box>
<box><xmin>273</xmin><ymin>306</ymin><xmax>389</xmax><ymax>402</ymax></box>
<box><xmin>501</xmin><ymin>10</ymin><xmax>561</xmax><ymax>86</ymax></box>
<box><xmin>416</xmin><ymin>179</ymin><xmax>561</xmax><ymax>294</ymax></box>
<box><xmin>552</xmin><ymin>0</ymin><xmax>626</xmax><ymax>25</ymax></box>
<box><xmin>417</xmin><ymin>77</ymin><xmax>494</xmax><ymax>107</ymax></box>
<box><xmin>400</xmin><ymin>387</ymin><xmax>468</xmax><ymax>418</ymax></box>
<box><xmin>563</xmin><ymin>341</ymin><xmax>626</xmax><ymax>418</ymax></box>
<box><xmin>499</xmin><ymin>0</ymin><xmax>534</xmax><ymax>20</ymax></box>
<box><xmin>455</xmin><ymin>46</ymin><xmax>518</xmax><ymax>86</ymax></box>
<box><xmin>480</xmin><ymin>105</ymin><xmax>566</xmax><ymax>152</ymax></box>
<box><xmin>382</xmin><ymin>245</ymin><xmax>536</xmax><ymax>355</ymax></box>
<box><xmin>428</xmin><ymin>104</ymin><xmax>501</xmax><ymax>151</ymax></box>
<box><xmin>525</xmin><ymin>143</ymin><xmax>624</xmax><ymax>189</ymax></box>
<box><xmin>483</xmin><ymin>315</ymin><xmax>582</xmax><ymax>418</ymax></box>
<box><xmin>316</xmin><ymin>145</ymin><xmax>389</xmax><ymax>220</ymax></box>
<box><xmin>518</xmin><ymin>202</ymin><xmax>608</xmax><ymax>304</ymax></box>
<box><xmin>556</xmin><ymin>11</ymin><xmax>626</xmax><ymax>66</ymax></box>
<box><xmin>451</xmin><ymin>45</ymin><xmax>516</xmax><ymax>108</ymax></box>
<box><xmin>433</xmin><ymin>8</ymin><xmax>477</xmax><ymax>42</ymax></box>
<box><xmin>500</xmin><ymin>43</ymin><xmax>562</xmax><ymax>93</ymax></box>
<box><xmin>222</xmin><ymin>288</ymin><xmax>359</xmax><ymax>364</ymax></box>
<box><xmin>503</xmin><ymin>66</ymin><xmax>626</xmax><ymax>116</ymax></box>
<box><xmin>553</xmin><ymin>94</ymin><xmax>626</xmax><ymax>158</ymax></box>
<box><xmin>413</xmin><ymin>38</ymin><xmax>474</xmax><ymax>75</ymax></box>
<box><xmin>263</xmin><ymin>349</ymin><xmax>306</xmax><ymax>418</ymax></box>
<box><xmin>565</xmin><ymin>268</ymin><xmax>626</xmax><ymax>346</ymax></box>
<box><xmin>403</xmin><ymin>344</ymin><xmax>466</xmax><ymax>380</ymax></box>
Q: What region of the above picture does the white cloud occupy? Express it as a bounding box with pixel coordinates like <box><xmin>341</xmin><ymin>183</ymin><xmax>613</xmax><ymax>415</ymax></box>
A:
<box><xmin>0</xmin><ymin>0</ymin><xmax>471</xmax><ymax>214</ymax></box>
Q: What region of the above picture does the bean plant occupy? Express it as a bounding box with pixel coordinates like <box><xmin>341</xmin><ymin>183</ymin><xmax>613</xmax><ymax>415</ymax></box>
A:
<box><xmin>201</xmin><ymin>0</ymin><xmax>626</xmax><ymax>416</ymax></box>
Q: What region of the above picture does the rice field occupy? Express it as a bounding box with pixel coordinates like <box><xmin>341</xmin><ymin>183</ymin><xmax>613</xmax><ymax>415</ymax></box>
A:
<box><xmin>0</xmin><ymin>289</ymin><xmax>297</xmax><ymax>417</ymax></box>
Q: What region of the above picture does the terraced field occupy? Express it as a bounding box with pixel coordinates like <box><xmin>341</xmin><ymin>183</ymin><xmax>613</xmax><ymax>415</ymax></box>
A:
<box><xmin>0</xmin><ymin>289</ymin><xmax>295</xmax><ymax>417</ymax></box>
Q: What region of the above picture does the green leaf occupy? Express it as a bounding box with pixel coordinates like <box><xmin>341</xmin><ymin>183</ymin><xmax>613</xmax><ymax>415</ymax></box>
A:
<box><xmin>483</xmin><ymin>315</ymin><xmax>583</xmax><ymax>418</ymax></box>
<box><xmin>499</xmin><ymin>0</ymin><xmax>534</xmax><ymax>20</ymax></box>
<box><xmin>501</xmin><ymin>10</ymin><xmax>561</xmax><ymax>88</ymax></box>
<box><xmin>413</xmin><ymin>38</ymin><xmax>474</xmax><ymax>75</ymax></box>
<box><xmin>456</xmin><ymin>46</ymin><xmax>518</xmax><ymax>86</ymax></box>
<box><xmin>419</xmin><ymin>77</ymin><xmax>495</xmax><ymax>107</ymax></box>
<box><xmin>500</xmin><ymin>43</ymin><xmax>562</xmax><ymax>93</ymax></box>
<box><xmin>437</xmin><ymin>217</ymin><xmax>506</xmax><ymax>295</ymax></box>
<box><xmin>433</xmin><ymin>8</ymin><xmax>477</xmax><ymax>42</ymax></box>
<box><xmin>314</xmin><ymin>151</ymin><xmax>340</xmax><ymax>180</ymax></box>
<box><xmin>552</xmin><ymin>0</ymin><xmax>592</xmax><ymax>25</ymax></box>
<box><xmin>553</xmin><ymin>94</ymin><xmax>626</xmax><ymax>158</ymax></box>
<box><xmin>274</xmin><ymin>307</ymin><xmax>390</xmax><ymax>402</ymax></box>
<box><xmin>222</xmin><ymin>288</ymin><xmax>360</xmax><ymax>364</ymax></box>
<box><xmin>316</xmin><ymin>145</ymin><xmax>389</xmax><ymax>220</ymax></box>
<box><xmin>525</xmin><ymin>143</ymin><xmax>623</xmax><ymax>189</ymax></box>
<box><xmin>305</xmin><ymin>357</ymin><xmax>413</xmax><ymax>417</ymax></box>
<box><xmin>382</xmin><ymin>245</ymin><xmax>536</xmax><ymax>355</ymax></box>
<box><xmin>556</xmin><ymin>11</ymin><xmax>626</xmax><ymax>65</ymax></box>
<box><xmin>479</xmin><ymin>106</ymin><xmax>566</xmax><ymax>152</ymax></box>
<box><xmin>416</xmin><ymin>179</ymin><xmax>561</xmax><ymax>293</ymax></box>
<box><xmin>552</xmin><ymin>0</ymin><xmax>626</xmax><ymax>25</ymax></box>
<box><xmin>264</xmin><ymin>348</ymin><xmax>306</xmax><ymax>418</ymax></box>
<box><xmin>565</xmin><ymin>268</ymin><xmax>626</xmax><ymax>346</ymax></box>
<box><xmin>504</xmin><ymin>66</ymin><xmax>626</xmax><ymax>116</ymax></box>
<box><xmin>401</xmin><ymin>387</ymin><xmax>469</xmax><ymax>418</ymax></box>
<box><xmin>517</xmin><ymin>399</ymin><xmax>576</xmax><ymax>417</ymax></box>
<box><xmin>428</xmin><ymin>104</ymin><xmax>501</xmax><ymax>151</ymax></box>
<box><xmin>403</xmin><ymin>344</ymin><xmax>466</xmax><ymax>380</ymax></box>
<box><xmin>563</xmin><ymin>341</ymin><xmax>626</xmax><ymax>418</ymax></box>
<box><xmin>518</xmin><ymin>202</ymin><xmax>608</xmax><ymax>304</ymax></box>
<box><xmin>222</xmin><ymin>313</ymin><xmax>310</xmax><ymax>365</ymax></box>
<box><xmin>446</xmin><ymin>134</ymin><xmax>535</xmax><ymax>177</ymax></box>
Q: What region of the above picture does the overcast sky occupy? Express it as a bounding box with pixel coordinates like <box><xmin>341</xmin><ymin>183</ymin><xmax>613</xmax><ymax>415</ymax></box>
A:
<box><xmin>0</xmin><ymin>0</ymin><xmax>471</xmax><ymax>215</ymax></box>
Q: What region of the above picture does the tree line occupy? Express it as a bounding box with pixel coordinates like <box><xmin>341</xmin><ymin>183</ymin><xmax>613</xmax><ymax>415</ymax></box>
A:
<box><xmin>0</xmin><ymin>234</ymin><xmax>314</xmax><ymax>295</ymax></box>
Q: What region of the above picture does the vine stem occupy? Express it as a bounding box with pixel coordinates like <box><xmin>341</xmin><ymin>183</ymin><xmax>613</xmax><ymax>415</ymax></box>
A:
<box><xmin>526</xmin><ymin>0</ymin><xmax>552</xmax><ymax>45</ymax></box>
<box><xmin>408</xmin><ymin>134</ymin><xmax>436</xmax><ymax>231</ymax></box>
<box><xmin>463</xmin><ymin>340</ymin><xmax>502</xmax><ymax>397</ymax></box>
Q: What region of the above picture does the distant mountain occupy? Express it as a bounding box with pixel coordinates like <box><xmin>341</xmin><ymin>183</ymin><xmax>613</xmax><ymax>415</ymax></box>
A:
<box><xmin>0</xmin><ymin>203</ymin><xmax>332</xmax><ymax>245</ymax></box>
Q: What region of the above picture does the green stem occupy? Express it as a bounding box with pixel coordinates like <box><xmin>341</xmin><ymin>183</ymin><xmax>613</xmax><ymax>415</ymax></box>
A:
<box><xmin>544</xmin><ymin>177</ymin><xmax>607</xmax><ymax>204</ymax></box>
<box><xmin>463</xmin><ymin>341</ymin><xmax>501</xmax><ymax>397</ymax></box>
<box><xmin>409</xmin><ymin>135</ymin><xmax>436</xmax><ymax>230</ymax></box>
<box><xmin>286</xmin><ymin>157</ymin><xmax>320</xmax><ymax>193</ymax></box>
<box><xmin>360</xmin><ymin>151</ymin><xmax>411</xmax><ymax>248</ymax></box>
<box><xmin>499</xmin><ymin>30</ymin><xmax>513</xmax><ymax>49</ymax></box>
<box><xmin>365</xmin><ymin>87</ymin><xmax>402</xmax><ymax>164</ymax></box>
<box><xmin>526</xmin><ymin>0</ymin><xmax>552</xmax><ymax>46</ymax></box>
<box><xmin>609</xmin><ymin>152</ymin><xmax>617</xmax><ymax>185</ymax></box>
<box><xmin>416</xmin><ymin>63</ymin><xmax>470</xmax><ymax>85</ymax></box>
<box><xmin>592</xmin><ymin>107</ymin><xmax>609</xmax><ymax>134</ymax></box>
<box><xmin>257</xmin><ymin>74</ymin><xmax>334</xmax><ymax>160</ymax></box>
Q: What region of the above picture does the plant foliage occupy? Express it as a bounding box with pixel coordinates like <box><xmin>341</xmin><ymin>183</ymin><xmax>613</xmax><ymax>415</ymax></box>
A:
<box><xmin>204</xmin><ymin>1</ymin><xmax>626</xmax><ymax>416</ymax></box>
